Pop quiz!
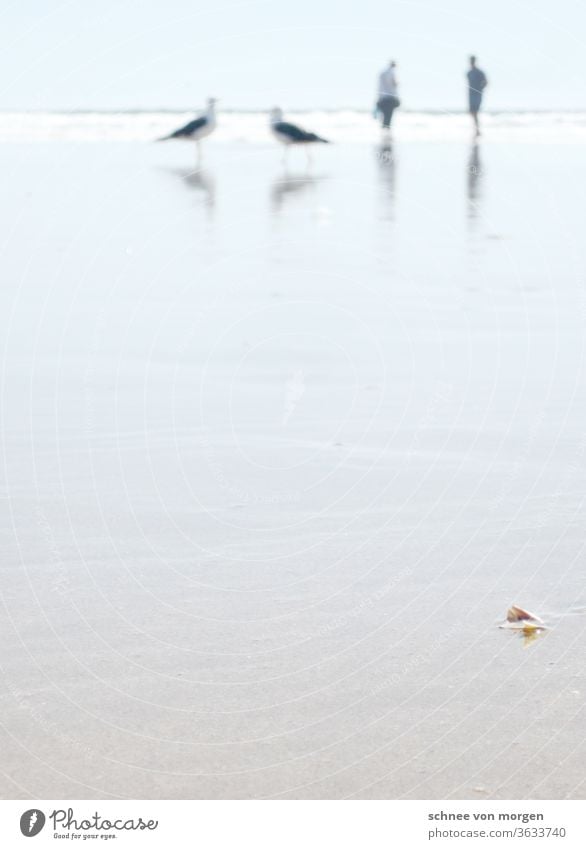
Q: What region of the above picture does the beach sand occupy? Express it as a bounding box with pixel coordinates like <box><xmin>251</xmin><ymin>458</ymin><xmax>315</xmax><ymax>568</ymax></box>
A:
<box><xmin>1</xmin><ymin>135</ymin><xmax>585</xmax><ymax>799</ymax></box>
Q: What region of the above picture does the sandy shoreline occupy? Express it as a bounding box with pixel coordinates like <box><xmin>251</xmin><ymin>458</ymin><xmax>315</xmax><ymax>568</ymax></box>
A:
<box><xmin>1</xmin><ymin>138</ymin><xmax>585</xmax><ymax>799</ymax></box>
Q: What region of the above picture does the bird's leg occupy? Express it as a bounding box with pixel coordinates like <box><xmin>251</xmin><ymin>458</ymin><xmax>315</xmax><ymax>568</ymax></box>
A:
<box><xmin>305</xmin><ymin>146</ymin><xmax>313</xmax><ymax>169</ymax></box>
<box><xmin>196</xmin><ymin>140</ymin><xmax>202</xmax><ymax>165</ymax></box>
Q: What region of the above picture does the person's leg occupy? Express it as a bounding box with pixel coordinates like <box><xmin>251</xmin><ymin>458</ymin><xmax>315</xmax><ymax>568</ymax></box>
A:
<box><xmin>472</xmin><ymin>110</ymin><xmax>480</xmax><ymax>135</ymax></box>
<box><xmin>469</xmin><ymin>94</ymin><xmax>481</xmax><ymax>136</ymax></box>
<box><xmin>380</xmin><ymin>98</ymin><xmax>392</xmax><ymax>129</ymax></box>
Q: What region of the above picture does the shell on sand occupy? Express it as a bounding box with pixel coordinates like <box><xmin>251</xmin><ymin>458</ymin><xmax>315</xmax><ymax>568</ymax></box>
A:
<box><xmin>500</xmin><ymin>605</ymin><xmax>546</xmax><ymax>636</ymax></box>
<box><xmin>506</xmin><ymin>604</ymin><xmax>544</xmax><ymax>624</ymax></box>
<box><xmin>499</xmin><ymin>620</ymin><xmax>545</xmax><ymax>632</ymax></box>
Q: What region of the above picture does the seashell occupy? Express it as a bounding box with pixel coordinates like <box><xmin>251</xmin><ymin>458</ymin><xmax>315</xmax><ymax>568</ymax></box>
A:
<box><xmin>506</xmin><ymin>604</ymin><xmax>543</xmax><ymax>624</ymax></box>
<box><xmin>499</xmin><ymin>605</ymin><xmax>548</xmax><ymax>646</ymax></box>
<box><xmin>499</xmin><ymin>620</ymin><xmax>545</xmax><ymax>632</ymax></box>
<box><xmin>519</xmin><ymin>620</ymin><xmax>542</xmax><ymax>632</ymax></box>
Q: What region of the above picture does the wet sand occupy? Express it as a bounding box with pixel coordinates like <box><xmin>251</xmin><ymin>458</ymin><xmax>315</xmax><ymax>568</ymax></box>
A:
<box><xmin>1</xmin><ymin>137</ymin><xmax>585</xmax><ymax>799</ymax></box>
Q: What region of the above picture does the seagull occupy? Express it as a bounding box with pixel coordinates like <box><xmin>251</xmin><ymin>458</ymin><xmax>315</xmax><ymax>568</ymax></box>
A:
<box><xmin>159</xmin><ymin>98</ymin><xmax>217</xmax><ymax>158</ymax></box>
<box><xmin>269</xmin><ymin>107</ymin><xmax>329</xmax><ymax>161</ymax></box>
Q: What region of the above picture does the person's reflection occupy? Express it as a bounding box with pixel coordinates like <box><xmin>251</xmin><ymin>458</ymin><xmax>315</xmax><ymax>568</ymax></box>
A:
<box><xmin>162</xmin><ymin>167</ymin><xmax>216</xmax><ymax>211</ymax></box>
<box><xmin>376</xmin><ymin>141</ymin><xmax>397</xmax><ymax>221</ymax></box>
<box><xmin>270</xmin><ymin>172</ymin><xmax>322</xmax><ymax>214</ymax></box>
<box><xmin>466</xmin><ymin>143</ymin><xmax>483</xmax><ymax>223</ymax></box>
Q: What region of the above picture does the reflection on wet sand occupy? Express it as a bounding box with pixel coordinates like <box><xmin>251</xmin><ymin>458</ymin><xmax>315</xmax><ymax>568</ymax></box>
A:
<box><xmin>270</xmin><ymin>172</ymin><xmax>323</xmax><ymax>213</ymax></box>
<box><xmin>161</xmin><ymin>167</ymin><xmax>216</xmax><ymax>210</ymax></box>
<box><xmin>466</xmin><ymin>143</ymin><xmax>483</xmax><ymax>222</ymax></box>
<box><xmin>376</xmin><ymin>141</ymin><xmax>397</xmax><ymax>221</ymax></box>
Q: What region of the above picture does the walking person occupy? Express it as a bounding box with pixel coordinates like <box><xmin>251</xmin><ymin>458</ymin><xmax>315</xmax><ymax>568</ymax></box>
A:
<box><xmin>467</xmin><ymin>56</ymin><xmax>488</xmax><ymax>136</ymax></box>
<box><xmin>376</xmin><ymin>60</ymin><xmax>400</xmax><ymax>133</ymax></box>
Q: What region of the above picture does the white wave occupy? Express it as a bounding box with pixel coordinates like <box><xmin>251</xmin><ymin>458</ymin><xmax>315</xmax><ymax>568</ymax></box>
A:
<box><xmin>1</xmin><ymin>110</ymin><xmax>586</xmax><ymax>143</ymax></box>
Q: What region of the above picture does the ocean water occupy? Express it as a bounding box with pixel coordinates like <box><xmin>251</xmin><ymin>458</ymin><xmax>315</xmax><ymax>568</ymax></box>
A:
<box><xmin>1</xmin><ymin>110</ymin><xmax>586</xmax><ymax>143</ymax></box>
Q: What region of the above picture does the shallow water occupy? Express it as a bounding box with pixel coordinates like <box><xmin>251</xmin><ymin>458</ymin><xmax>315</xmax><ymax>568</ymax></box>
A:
<box><xmin>1</xmin><ymin>137</ymin><xmax>585</xmax><ymax>799</ymax></box>
<box><xmin>2</xmin><ymin>110</ymin><xmax>586</xmax><ymax>143</ymax></box>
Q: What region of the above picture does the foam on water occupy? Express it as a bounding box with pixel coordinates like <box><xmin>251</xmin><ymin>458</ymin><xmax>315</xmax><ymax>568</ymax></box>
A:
<box><xmin>1</xmin><ymin>110</ymin><xmax>586</xmax><ymax>143</ymax></box>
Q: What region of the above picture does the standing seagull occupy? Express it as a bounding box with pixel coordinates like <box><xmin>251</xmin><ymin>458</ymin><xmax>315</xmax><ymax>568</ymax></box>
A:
<box><xmin>159</xmin><ymin>98</ymin><xmax>217</xmax><ymax>159</ymax></box>
<box><xmin>269</xmin><ymin>107</ymin><xmax>329</xmax><ymax>162</ymax></box>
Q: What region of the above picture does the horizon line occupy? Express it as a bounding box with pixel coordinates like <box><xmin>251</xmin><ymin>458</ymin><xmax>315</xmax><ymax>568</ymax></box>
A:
<box><xmin>1</xmin><ymin>107</ymin><xmax>586</xmax><ymax>115</ymax></box>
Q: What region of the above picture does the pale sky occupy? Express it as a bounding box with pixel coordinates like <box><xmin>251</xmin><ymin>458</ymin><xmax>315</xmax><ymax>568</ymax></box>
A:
<box><xmin>0</xmin><ymin>0</ymin><xmax>584</xmax><ymax>111</ymax></box>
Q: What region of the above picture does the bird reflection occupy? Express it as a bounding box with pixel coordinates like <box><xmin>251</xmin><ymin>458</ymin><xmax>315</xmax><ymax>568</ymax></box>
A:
<box><xmin>466</xmin><ymin>143</ymin><xmax>483</xmax><ymax>222</ymax></box>
<box><xmin>161</xmin><ymin>167</ymin><xmax>216</xmax><ymax>211</ymax></box>
<box><xmin>270</xmin><ymin>171</ymin><xmax>323</xmax><ymax>214</ymax></box>
<box><xmin>376</xmin><ymin>141</ymin><xmax>397</xmax><ymax>221</ymax></box>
